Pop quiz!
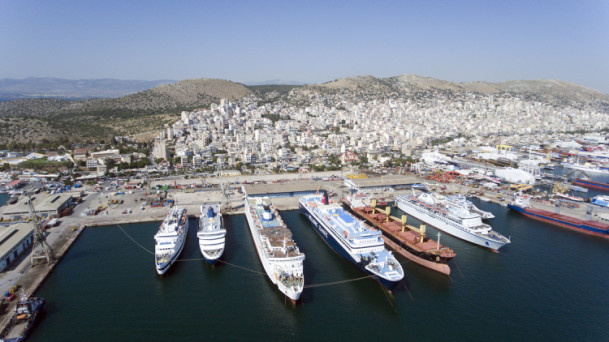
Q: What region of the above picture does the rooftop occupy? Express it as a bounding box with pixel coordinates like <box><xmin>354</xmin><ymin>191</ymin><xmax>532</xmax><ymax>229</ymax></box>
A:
<box><xmin>0</xmin><ymin>223</ymin><xmax>33</xmax><ymax>259</ymax></box>
<box><xmin>344</xmin><ymin>174</ymin><xmax>422</xmax><ymax>189</ymax></box>
<box><xmin>244</xmin><ymin>180</ymin><xmax>324</xmax><ymax>196</ymax></box>
<box><xmin>1</xmin><ymin>193</ymin><xmax>73</xmax><ymax>217</ymax></box>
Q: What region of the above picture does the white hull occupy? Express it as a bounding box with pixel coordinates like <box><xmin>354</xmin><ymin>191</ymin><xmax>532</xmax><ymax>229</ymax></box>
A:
<box><xmin>244</xmin><ymin>199</ymin><xmax>304</xmax><ymax>302</ymax></box>
<box><xmin>155</xmin><ymin>208</ymin><xmax>189</xmax><ymax>275</ymax></box>
<box><xmin>198</xmin><ymin>244</ymin><xmax>225</xmax><ymax>262</ymax></box>
<box><xmin>156</xmin><ymin>234</ymin><xmax>186</xmax><ymax>275</ymax></box>
<box><xmin>563</xmin><ymin>163</ymin><xmax>609</xmax><ymax>175</ymax></box>
<box><xmin>396</xmin><ymin>198</ymin><xmax>507</xmax><ymax>250</ymax></box>
<box><xmin>198</xmin><ymin>203</ymin><xmax>226</xmax><ymax>263</ymax></box>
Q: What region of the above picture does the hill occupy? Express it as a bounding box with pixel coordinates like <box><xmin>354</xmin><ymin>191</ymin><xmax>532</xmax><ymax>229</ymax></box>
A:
<box><xmin>302</xmin><ymin>74</ymin><xmax>609</xmax><ymax>110</ymax></box>
<box><xmin>0</xmin><ymin>78</ymin><xmax>252</xmax><ymax>147</ymax></box>
<box><xmin>2</xmin><ymin>73</ymin><xmax>608</xmax><ymax>149</ymax></box>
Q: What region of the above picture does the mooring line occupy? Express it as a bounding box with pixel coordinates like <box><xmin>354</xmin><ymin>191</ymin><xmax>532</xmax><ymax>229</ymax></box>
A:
<box><xmin>117</xmin><ymin>224</ymin><xmax>154</xmax><ymax>255</ymax></box>
<box><xmin>117</xmin><ymin>224</ymin><xmax>388</xmax><ymax>288</ymax></box>
<box><xmin>303</xmin><ymin>275</ymin><xmax>374</xmax><ymax>288</ymax></box>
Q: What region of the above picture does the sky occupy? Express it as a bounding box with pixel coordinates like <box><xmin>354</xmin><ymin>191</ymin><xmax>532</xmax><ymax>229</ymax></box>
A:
<box><xmin>1</xmin><ymin>0</ymin><xmax>608</xmax><ymax>92</ymax></box>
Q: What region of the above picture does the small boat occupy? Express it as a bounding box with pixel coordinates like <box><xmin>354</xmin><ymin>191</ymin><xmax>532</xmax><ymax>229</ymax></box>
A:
<box><xmin>0</xmin><ymin>292</ymin><xmax>45</xmax><ymax>342</ymax></box>
<box><xmin>555</xmin><ymin>193</ymin><xmax>585</xmax><ymax>202</ymax></box>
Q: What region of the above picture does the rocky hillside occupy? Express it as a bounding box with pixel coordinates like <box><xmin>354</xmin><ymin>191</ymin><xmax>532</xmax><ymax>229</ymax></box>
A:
<box><xmin>0</xmin><ymin>78</ymin><xmax>252</xmax><ymax>146</ymax></box>
<box><xmin>299</xmin><ymin>74</ymin><xmax>609</xmax><ymax>112</ymax></box>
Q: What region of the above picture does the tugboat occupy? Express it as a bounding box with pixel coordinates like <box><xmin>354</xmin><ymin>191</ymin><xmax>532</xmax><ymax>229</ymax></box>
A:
<box><xmin>0</xmin><ymin>291</ymin><xmax>45</xmax><ymax>342</ymax></box>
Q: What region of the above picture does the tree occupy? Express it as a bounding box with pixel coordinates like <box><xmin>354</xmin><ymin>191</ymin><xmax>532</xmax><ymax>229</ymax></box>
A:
<box><xmin>105</xmin><ymin>158</ymin><xmax>117</xmax><ymax>170</ymax></box>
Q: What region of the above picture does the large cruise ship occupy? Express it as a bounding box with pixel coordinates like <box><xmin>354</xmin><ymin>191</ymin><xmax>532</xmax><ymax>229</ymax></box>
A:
<box><xmin>244</xmin><ymin>196</ymin><xmax>305</xmax><ymax>303</ymax></box>
<box><xmin>198</xmin><ymin>203</ymin><xmax>226</xmax><ymax>264</ymax></box>
<box><xmin>395</xmin><ymin>192</ymin><xmax>510</xmax><ymax>251</ymax></box>
<box><xmin>300</xmin><ymin>193</ymin><xmax>404</xmax><ymax>289</ymax></box>
<box><xmin>154</xmin><ymin>207</ymin><xmax>189</xmax><ymax>275</ymax></box>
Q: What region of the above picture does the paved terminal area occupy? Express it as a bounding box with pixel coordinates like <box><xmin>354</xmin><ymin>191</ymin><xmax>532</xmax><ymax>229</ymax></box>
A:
<box><xmin>1</xmin><ymin>171</ymin><xmax>609</xmax><ymax>330</ymax></box>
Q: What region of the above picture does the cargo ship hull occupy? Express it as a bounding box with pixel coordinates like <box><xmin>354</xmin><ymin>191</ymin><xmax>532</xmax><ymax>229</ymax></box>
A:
<box><xmin>344</xmin><ymin>204</ymin><xmax>454</xmax><ymax>275</ymax></box>
<box><xmin>508</xmin><ymin>204</ymin><xmax>609</xmax><ymax>238</ymax></box>
<box><xmin>573</xmin><ymin>179</ymin><xmax>609</xmax><ymax>192</ymax></box>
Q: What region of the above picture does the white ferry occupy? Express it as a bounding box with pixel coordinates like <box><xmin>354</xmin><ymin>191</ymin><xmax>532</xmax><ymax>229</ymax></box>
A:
<box><xmin>299</xmin><ymin>193</ymin><xmax>404</xmax><ymax>289</ymax></box>
<box><xmin>395</xmin><ymin>192</ymin><xmax>510</xmax><ymax>251</ymax></box>
<box><xmin>198</xmin><ymin>203</ymin><xmax>226</xmax><ymax>264</ymax></box>
<box><xmin>154</xmin><ymin>207</ymin><xmax>189</xmax><ymax>275</ymax></box>
<box><xmin>244</xmin><ymin>195</ymin><xmax>305</xmax><ymax>303</ymax></box>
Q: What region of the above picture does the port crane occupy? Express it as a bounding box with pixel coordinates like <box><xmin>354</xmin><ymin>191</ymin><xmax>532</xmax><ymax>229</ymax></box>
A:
<box><xmin>27</xmin><ymin>195</ymin><xmax>54</xmax><ymax>265</ymax></box>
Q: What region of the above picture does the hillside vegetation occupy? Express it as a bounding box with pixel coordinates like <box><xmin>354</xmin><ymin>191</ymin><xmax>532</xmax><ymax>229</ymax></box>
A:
<box><xmin>0</xmin><ymin>78</ymin><xmax>252</xmax><ymax>146</ymax></box>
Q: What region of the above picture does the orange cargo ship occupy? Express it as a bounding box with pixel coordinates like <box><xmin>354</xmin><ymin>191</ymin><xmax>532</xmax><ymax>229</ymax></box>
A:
<box><xmin>342</xmin><ymin>196</ymin><xmax>456</xmax><ymax>275</ymax></box>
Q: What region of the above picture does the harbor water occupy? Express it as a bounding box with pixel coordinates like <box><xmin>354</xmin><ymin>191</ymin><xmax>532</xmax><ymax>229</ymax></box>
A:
<box><xmin>27</xmin><ymin>200</ymin><xmax>609</xmax><ymax>341</ymax></box>
<box><xmin>0</xmin><ymin>193</ymin><xmax>9</xmax><ymax>207</ymax></box>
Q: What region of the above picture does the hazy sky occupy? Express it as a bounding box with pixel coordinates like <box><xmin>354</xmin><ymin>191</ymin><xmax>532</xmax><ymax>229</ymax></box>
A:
<box><xmin>1</xmin><ymin>1</ymin><xmax>608</xmax><ymax>92</ymax></box>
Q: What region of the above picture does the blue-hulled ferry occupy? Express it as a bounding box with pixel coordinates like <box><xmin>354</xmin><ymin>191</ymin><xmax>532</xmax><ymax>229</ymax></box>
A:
<box><xmin>299</xmin><ymin>193</ymin><xmax>404</xmax><ymax>290</ymax></box>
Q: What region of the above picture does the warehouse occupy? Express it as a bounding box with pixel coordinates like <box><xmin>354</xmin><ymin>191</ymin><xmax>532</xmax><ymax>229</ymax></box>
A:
<box><xmin>0</xmin><ymin>223</ymin><xmax>33</xmax><ymax>272</ymax></box>
<box><xmin>0</xmin><ymin>193</ymin><xmax>73</xmax><ymax>221</ymax></box>
<box><xmin>343</xmin><ymin>175</ymin><xmax>424</xmax><ymax>192</ymax></box>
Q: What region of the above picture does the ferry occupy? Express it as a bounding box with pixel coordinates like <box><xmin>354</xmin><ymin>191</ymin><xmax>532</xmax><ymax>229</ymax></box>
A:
<box><xmin>244</xmin><ymin>195</ymin><xmax>305</xmax><ymax>303</ymax></box>
<box><xmin>154</xmin><ymin>207</ymin><xmax>189</xmax><ymax>275</ymax></box>
<box><xmin>198</xmin><ymin>203</ymin><xmax>226</xmax><ymax>264</ymax></box>
<box><xmin>395</xmin><ymin>191</ymin><xmax>510</xmax><ymax>251</ymax></box>
<box><xmin>300</xmin><ymin>193</ymin><xmax>404</xmax><ymax>289</ymax></box>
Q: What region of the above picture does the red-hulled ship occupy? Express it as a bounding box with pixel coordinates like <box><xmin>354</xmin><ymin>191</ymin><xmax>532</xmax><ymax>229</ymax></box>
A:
<box><xmin>573</xmin><ymin>178</ymin><xmax>609</xmax><ymax>192</ymax></box>
<box><xmin>508</xmin><ymin>195</ymin><xmax>609</xmax><ymax>238</ymax></box>
<box><xmin>342</xmin><ymin>196</ymin><xmax>456</xmax><ymax>275</ymax></box>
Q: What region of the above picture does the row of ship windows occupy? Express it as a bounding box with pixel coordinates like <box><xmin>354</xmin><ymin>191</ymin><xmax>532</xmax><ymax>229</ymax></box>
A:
<box><xmin>406</xmin><ymin>204</ymin><xmax>465</xmax><ymax>232</ymax></box>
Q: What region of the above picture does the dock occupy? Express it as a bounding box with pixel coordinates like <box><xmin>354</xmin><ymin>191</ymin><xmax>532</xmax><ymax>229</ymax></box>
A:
<box><xmin>2</xmin><ymin>171</ymin><xmax>609</xmax><ymax>333</ymax></box>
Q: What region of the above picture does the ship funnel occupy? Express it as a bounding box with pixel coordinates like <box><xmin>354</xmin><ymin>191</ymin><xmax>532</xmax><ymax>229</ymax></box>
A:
<box><xmin>322</xmin><ymin>192</ymin><xmax>329</xmax><ymax>205</ymax></box>
<box><xmin>207</xmin><ymin>207</ymin><xmax>215</xmax><ymax>218</ymax></box>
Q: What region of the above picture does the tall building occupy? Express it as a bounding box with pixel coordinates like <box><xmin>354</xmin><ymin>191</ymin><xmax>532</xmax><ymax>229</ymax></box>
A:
<box><xmin>154</xmin><ymin>140</ymin><xmax>169</xmax><ymax>160</ymax></box>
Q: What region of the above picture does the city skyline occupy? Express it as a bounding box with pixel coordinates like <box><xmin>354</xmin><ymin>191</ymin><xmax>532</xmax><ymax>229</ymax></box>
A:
<box><xmin>1</xmin><ymin>1</ymin><xmax>608</xmax><ymax>93</ymax></box>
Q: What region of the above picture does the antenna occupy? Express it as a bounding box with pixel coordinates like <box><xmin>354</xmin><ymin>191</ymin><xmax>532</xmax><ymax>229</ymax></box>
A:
<box><xmin>27</xmin><ymin>194</ymin><xmax>54</xmax><ymax>265</ymax></box>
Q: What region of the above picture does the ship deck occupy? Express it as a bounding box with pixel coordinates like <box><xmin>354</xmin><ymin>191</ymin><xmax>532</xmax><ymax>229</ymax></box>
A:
<box><xmin>354</xmin><ymin>206</ymin><xmax>455</xmax><ymax>258</ymax></box>
<box><xmin>253</xmin><ymin>206</ymin><xmax>282</xmax><ymax>228</ymax></box>
<box><xmin>260</xmin><ymin>226</ymin><xmax>300</xmax><ymax>258</ymax></box>
<box><xmin>305</xmin><ymin>196</ymin><xmax>378</xmax><ymax>238</ymax></box>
